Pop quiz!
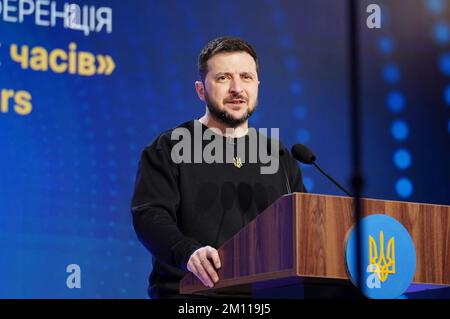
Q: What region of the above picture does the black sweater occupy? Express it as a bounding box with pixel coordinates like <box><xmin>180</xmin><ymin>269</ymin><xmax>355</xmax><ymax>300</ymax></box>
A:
<box><xmin>131</xmin><ymin>120</ymin><xmax>306</xmax><ymax>298</ymax></box>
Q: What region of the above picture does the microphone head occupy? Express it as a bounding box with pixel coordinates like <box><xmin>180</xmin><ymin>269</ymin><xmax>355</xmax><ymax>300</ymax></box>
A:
<box><xmin>291</xmin><ymin>144</ymin><xmax>316</xmax><ymax>164</ymax></box>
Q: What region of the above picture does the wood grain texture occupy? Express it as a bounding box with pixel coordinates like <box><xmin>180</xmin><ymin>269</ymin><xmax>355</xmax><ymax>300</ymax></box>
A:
<box><xmin>180</xmin><ymin>193</ymin><xmax>450</xmax><ymax>294</ymax></box>
<box><xmin>180</xmin><ymin>194</ymin><xmax>296</xmax><ymax>294</ymax></box>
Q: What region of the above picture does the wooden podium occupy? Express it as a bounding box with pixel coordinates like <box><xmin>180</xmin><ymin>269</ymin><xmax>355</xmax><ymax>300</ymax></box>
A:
<box><xmin>180</xmin><ymin>193</ymin><xmax>450</xmax><ymax>298</ymax></box>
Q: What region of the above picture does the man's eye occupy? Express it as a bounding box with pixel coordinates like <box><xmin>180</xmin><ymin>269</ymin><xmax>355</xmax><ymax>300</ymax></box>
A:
<box><xmin>217</xmin><ymin>76</ymin><xmax>227</xmax><ymax>81</ymax></box>
<box><xmin>243</xmin><ymin>74</ymin><xmax>253</xmax><ymax>80</ymax></box>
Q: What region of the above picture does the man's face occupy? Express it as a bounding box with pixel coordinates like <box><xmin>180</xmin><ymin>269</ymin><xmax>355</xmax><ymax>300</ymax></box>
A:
<box><xmin>196</xmin><ymin>51</ymin><xmax>259</xmax><ymax>127</ymax></box>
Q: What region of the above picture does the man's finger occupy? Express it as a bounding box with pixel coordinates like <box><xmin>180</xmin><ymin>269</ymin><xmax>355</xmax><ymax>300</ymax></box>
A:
<box><xmin>205</xmin><ymin>246</ymin><xmax>221</xmax><ymax>269</ymax></box>
<box><xmin>201</xmin><ymin>258</ymin><xmax>219</xmax><ymax>283</ymax></box>
<box><xmin>193</xmin><ymin>259</ymin><xmax>214</xmax><ymax>288</ymax></box>
<box><xmin>209</xmin><ymin>250</ymin><xmax>221</xmax><ymax>269</ymax></box>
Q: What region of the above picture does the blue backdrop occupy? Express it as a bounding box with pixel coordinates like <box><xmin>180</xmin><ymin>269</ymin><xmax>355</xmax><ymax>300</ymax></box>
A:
<box><xmin>0</xmin><ymin>0</ymin><xmax>449</xmax><ymax>298</ymax></box>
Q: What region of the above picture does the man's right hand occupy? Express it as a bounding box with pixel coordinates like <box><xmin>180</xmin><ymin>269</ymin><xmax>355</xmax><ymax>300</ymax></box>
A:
<box><xmin>187</xmin><ymin>246</ymin><xmax>221</xmax><ymax>288</ymax></box>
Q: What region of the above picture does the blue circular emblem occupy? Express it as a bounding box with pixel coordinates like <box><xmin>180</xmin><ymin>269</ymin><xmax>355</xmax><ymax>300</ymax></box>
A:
<box><xmin>345</xmin><ymin>214</ymin><xmax>416</xmax><ymax>299</ymax></box>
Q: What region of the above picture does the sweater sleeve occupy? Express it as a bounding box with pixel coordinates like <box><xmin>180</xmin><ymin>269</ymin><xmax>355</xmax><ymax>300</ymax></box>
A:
<box><xmin>130</xmin><ymin>135</ymin><xmax>202</xmax><ymax>271</ymax></box>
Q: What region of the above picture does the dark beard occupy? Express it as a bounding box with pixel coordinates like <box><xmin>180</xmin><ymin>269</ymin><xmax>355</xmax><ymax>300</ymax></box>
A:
<box><xmin>205</xmin><ymin>98</ymin><xmax>257</xmax><ymax>128</ymax></box>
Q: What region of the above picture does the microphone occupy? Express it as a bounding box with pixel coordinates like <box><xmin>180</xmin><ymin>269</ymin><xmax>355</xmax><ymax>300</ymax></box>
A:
<box><xmin>278</xmin><ymin>148</ymin><xmax>292</xmax><ymax>194</ymax></box>
<box><xmin>291</xmin><ymin>144</ymin><xmax>353</xmax><ymax>197</ymax></box>
<box><xmin>266</xmin><ymin>139</ymin><xmax>292</xmax><ymax>194</ymax></box>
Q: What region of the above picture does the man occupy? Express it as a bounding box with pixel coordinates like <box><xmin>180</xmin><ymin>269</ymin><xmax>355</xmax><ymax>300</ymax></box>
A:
<box><xmin>131</xmin><ymin>36</ymin><xmax>306</xmax><ymax>299</ymax></box>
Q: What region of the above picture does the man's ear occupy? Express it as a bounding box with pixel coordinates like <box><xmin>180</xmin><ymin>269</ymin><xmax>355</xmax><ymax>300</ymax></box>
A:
<box><xmin>195</xmin><ymin>81</ymin><xmax>206</xmax><ymax>102</ymax></box>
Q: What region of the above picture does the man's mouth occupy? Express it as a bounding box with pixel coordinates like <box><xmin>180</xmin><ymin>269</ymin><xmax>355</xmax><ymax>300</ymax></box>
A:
<box><xmin>225</xmin><ymin>99</ymin><xmax>247</xmax><ymax>105</ymax></box>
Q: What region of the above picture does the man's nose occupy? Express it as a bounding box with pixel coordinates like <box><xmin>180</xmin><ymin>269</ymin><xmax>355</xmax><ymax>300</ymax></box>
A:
<box><xmin>229</xmin><ymin>78</ymin><xmax>244</xmax><ymax>94</ymax></box>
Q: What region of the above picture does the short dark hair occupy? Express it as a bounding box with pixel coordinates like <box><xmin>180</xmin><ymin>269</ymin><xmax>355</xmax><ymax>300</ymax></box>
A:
<box><xmin>198</xmin><ymin>36</ymin><xmax>259</xmax><ymax>81</ymax></box>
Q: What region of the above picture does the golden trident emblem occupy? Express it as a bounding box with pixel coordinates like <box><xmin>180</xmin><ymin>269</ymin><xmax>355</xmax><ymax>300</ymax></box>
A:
<box><xmin>233</xmin><ymin>156</ymin><xmax>243</xmax><ymax>168</ymax></box>
<box><xmin>369</xmin><ymin>231</ymin><xmax>396</xmax><ymax>282</ymax></box>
